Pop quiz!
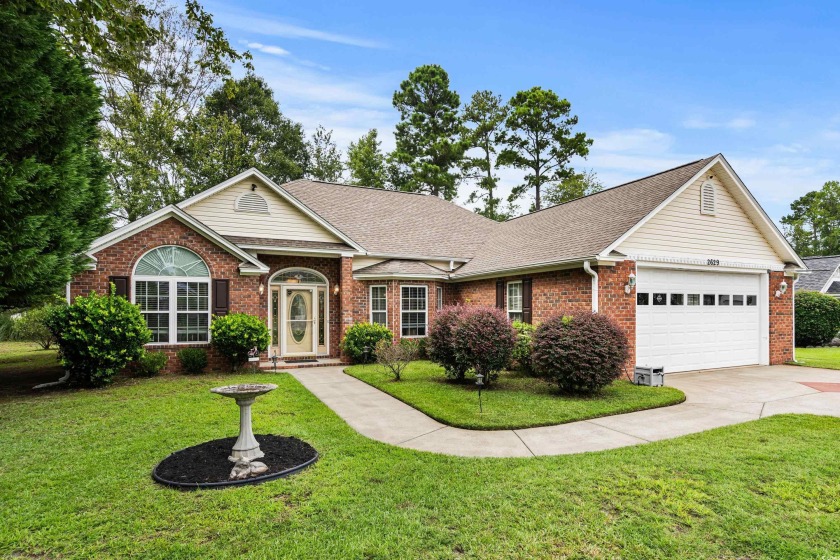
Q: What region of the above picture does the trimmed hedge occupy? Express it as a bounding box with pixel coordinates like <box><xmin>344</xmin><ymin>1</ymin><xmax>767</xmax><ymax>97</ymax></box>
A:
<box><xmin>452</xmin><ymin>306</ymin><xmax>516</xmax><ymax>386</ymax></box>
<box><xmin>178</xmin><ymin>347</ymin><xmax>208</xmax><ymax>374</ymax></box>
<box><xmin>795</xmin><ymin>291</ymin><xmax>840</xmax><ymax>347</ymax></box>
<box><xmin>532</xmin><ymin>312</ymin><xmax>628</xmax><ymax>393</ymax></box>
<box><xmin>427</xmin><ymin>305</ymin><xmax>469</xmax><ymax>380</ymax></box>
<box><xmin>341</xmin><ymin>322</ymin><xmax>393</xmax><ymax>364</ymax></box>
<box><xmin>135</xmin><ymin>351</ymin><xmax>168</xmax><ymax>377</ymax></box>
<box><xmin>45</xmin><ymin>290</ymin><xmax>151</xmax><ymax>387</ymax></box>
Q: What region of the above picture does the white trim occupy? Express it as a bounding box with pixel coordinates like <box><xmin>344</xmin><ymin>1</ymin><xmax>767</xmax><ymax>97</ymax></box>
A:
<box><xmin>235</xmin><ymin>245</ymin><xmax>351</xmax><ymax>258</ymax></box>
<box><xmin>132</xmin><ymin>274</ymin><xmax>212</xmax><ymax>346</ymax></box>
<box><xmin>450</xmin><ymin>256</ymin><xmax>620</xmax><ymax>281</ymax></box>
<box><xmin>88</xmin><ymin>205</ymin><xmax>269</xmax><ymax>274</ymax></box>
<box><xmin>278</xmin><ymin>285</ymin><xmax>318</xmax><ymax>357</ymax></box>
<box><xmin>369</xmin><ymin>285</ymin><xmax>388</xmax><ymax>325</ymax></box>
<box><xmin>354</xmin><ymin>273</ymin><xmax>449</xmax><ymax>281</ymax></box>
<box><xmin>436</xmin><ymin>285</ymin><xmax>444</xmax><ymax>310</ymax></box>
<box><xmin>506</xmin><ymin>280</ymin><xmax>523</xmax><ymax>321</ymax></box>
<box><xmin>760</xmin><ymin>272</ymin><xmax>770</xmax><ymax>365</ymax></box>
<box><xmin>627</xmin><ymin>254</ymin><xmax>786</xmax><ymax>272</ymax></box>
<box><xmin>177</xmin><ymin>168</ymin><xmax>364</xmax><ymax>252</ymax></box>
<box><xmin>600</xmin><ymin>155</ymin><xmax>805</xmax><ymax>269</ymax></box>
<box><xmin>399</xmin><ymin>284</ymin><xmax>428</xmax><ymax>338</ymax></box>
<box><xmin>268</xmin><ymin>267</ymin><xmax>330</xmax><ymax>358</ymax></box>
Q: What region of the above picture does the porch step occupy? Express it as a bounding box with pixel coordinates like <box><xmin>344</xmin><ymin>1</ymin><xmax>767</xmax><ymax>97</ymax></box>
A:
<box><xmin>258</xmin><ymin>358</ymin><xmax>349</xmax><ymax>370</ymax></box>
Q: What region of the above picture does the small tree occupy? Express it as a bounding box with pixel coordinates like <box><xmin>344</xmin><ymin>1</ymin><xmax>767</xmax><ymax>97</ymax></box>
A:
<box><xmin>210</xmin><ymin>313</ymin><xmax>269</xmax><ymax>369</ymax></box>
<box><xmin>452</xmin><ymin>306</ymin><xmax>515</xmax><ymax>386</ymax></box>
<box><xmin>14</xmin><ymin>305</ymin><xmax>58</xmax><ymax>349</ymax></box>
<box><xmin>375</xmin><ymin>339</ymin><xmax>419</xmax><ymax>381</ymax></box>
<box><xmin>45</xmin><ymin>289</ymin><xmax>151</xmax><ymax>387</ymax></box>
<box><xmin>510</xmin><ymin>320</ymin><xmax>536</xmax><ymax>373</ymax></box>
<box><xmin>795</xmin><ymin>291</ymin><xmax>840</xmax><ymax>347</ymax></box>
<box><xmin>532</xmin><ymin>313</ymin><xmax>628</xmax><ymax>393</ymax></box>
<box><xmin>428</xmin><ymin>305</ymin><xmax>469</xmax><ymax>380</ymax></box>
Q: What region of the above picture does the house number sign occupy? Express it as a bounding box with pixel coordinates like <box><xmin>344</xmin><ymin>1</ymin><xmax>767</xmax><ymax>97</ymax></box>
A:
<box><xmin>706</xmin><ymin>259</ymin><xmax>720</xmax><ymax>266</ymax></box>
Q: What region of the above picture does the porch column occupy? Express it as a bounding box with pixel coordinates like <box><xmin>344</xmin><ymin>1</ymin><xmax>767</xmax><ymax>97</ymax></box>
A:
<box><xmin>340</xmin><ymin>256</ymin><xmax>355</xmax><ymax>335</ymax></box>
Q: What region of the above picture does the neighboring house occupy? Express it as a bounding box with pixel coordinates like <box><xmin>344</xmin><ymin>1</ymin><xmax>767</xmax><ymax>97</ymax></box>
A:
<box><xmin>797</xmin><ymin>255</ymin><xmax>840</xmax><ymax>296</ymax></box>
<box><xmin>70</xmin><ymin>153</ymin><xmax>805</xmax><ymax>373</ymax></box>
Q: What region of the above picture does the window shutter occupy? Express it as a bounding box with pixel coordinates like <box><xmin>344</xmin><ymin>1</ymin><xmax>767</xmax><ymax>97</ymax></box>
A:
<box><xmin>496</xmin><ymin>280</ymin><xmax>505</xmax><ymax>309</ymax></box>
<box><xmin>108</xmin><ymin>276</ymin><xmax>129</xmax><ymax>298</ymax></box>
<box><xmin>522</xmin><ymin>278</ymin><xmax>532</xmax><ymax>324</ymax></box>
<box><xmin>213</xmin><ymin>279</ymin><xmax>230</xmax><ymax>316</ymax></box>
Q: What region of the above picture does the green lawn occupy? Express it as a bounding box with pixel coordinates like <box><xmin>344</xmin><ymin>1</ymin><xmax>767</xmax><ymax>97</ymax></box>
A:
<box><xmin>0</xmin><ymin>341</ymin><xmax>62</xmax><ymax>397</ymax></box>
<box><xmin>1</xmin><ymin>370</ymin><xmax>839</xmax><ymax>558</ymax></box>
<box><xmin>345</xmin><ymin>361</ymin><xmax>685</xmax><ymax>429</ymax></box>
<box><xmin>795</xmin><ymin>346</ymin><xmax>840</xmax><ymax>370</ymax></box>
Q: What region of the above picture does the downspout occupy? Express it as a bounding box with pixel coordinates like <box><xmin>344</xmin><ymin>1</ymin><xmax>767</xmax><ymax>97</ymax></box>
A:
<box><xmin>583</xmin><ymin>261</ymin><xmax>598</xmax><ymax>313</ymax></box>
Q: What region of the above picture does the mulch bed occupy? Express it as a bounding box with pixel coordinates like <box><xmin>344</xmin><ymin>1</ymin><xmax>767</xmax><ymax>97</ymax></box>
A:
<box><xmin>153</xmin><ymin>434</ymin><xmax>318</xmax><ymax>489</ymax></box>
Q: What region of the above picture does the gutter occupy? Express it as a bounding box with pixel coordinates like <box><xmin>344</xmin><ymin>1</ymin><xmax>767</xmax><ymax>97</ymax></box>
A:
<box><xmin>583</xmin><ymin>261</ymin><xmax>598</xmax><ymax>312</ymax></box>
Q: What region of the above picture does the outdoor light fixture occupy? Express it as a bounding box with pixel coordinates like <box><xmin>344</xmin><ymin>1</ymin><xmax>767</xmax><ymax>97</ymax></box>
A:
<box><xmin>776</xmin><ymin>279</ymin><xmax>788</xmax><ymax>298</ymax></box>
<box><xmin>475</xmin><ymin>372</ymin><xmax>485</xmax><ymax>413</ymax></box>
<box><xmin>251</xmin><ymin>183</ymin><xmax>257</xmax><ymax>191</ymax></box>
<box><xmin>625</xmin><ymin>272</ymin><xmax>637</xmax><ymax>294</ymax></box>
<box><xmin>333</xmin><ymin>284</ymin><xmax>340</xmax><ymax>296</ymax></box>
<box><xmin>259</xmin><ymin>283</ymin><xmax>265</xmax><ymax>296</ymax></box>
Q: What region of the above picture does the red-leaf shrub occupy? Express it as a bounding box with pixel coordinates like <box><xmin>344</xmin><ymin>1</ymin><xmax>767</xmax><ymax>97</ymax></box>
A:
<box><xmin>452</xmin><ymin>306</ymin><xmax>515</xmax><ymax>386</ymax></box>
<box><xmin>532</xmin><ymin>312</ymin><xmax>628</xmax><ymax>393</ymax></box>
<box><xmin>428</xmin><ymin>305</ymin><xmax>469</xmax><ymax>380</ymax></box>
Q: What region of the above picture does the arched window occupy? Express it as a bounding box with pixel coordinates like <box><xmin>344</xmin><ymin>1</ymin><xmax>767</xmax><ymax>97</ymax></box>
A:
<box><xmin>270</xmin><ymin>268</ymin><xmax>327</xmax><ymax>285</ymax></box>
<box><xmin>134</xmin><ymin>246</ymin><xmax>211</xmax><ymax>344</ymax></box>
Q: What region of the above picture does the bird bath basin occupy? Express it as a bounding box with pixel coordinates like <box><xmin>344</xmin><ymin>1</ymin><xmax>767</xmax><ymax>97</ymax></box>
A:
<box><xmin>211</xmin><ymin>383</ymin><xmax>277</xmax><ymax>462</ymax></box>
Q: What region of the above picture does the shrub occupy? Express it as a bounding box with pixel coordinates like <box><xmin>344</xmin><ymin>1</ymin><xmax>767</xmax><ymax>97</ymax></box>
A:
<box><xmin>511</xmin><ymin>320</ymin><xmax>536</xmax><ymax>373</ymax></box>
<box><xmin>178</xmin><ymin>347</ymin><xmax>209</xmax><ymax>374</ymax></box>
<box><xmin>795</xmin><ymin>291</ymin><xmax>840</xmax><ymax>347</ymax></box>
<box><xmin>452</xmin><ymin>306</ymin><xmax>515</xmax><ymax>386</ymax></box>
<box><xmin>532</xmin><ymin>312</ymin><xmax>628</xmax><ymax>393</ymax></box>
<box><xmin>341</xmin><ymin>322</ymin><xmax>393</xmax><ymax>364</ymax></box>
<box><xmin>44</xmin><ymin>290</ymin><xmax>151</xmax><ymax>387</ymax></box>
<box><xmin>428</xmin><ymin>305</ymin><xmax>469</xmax><ymax>380</ymax></box>
<box><xmin>0</xmin><ymin>311</ymin><xmax>19</xmax><ymax>342</ymax></box>
<box><xmin>135</xmin><ymin>351</ymin><xmax>168</xmax><ymax>377</ymax></box>
<box><xmin>13</xmin><ymin>305</ymin><xmax>58</xmax><ymax>349</ymax></box>
<box><xmin>375</xmin><ymin>339</ymin><xmax>419</xmax><ymax>381</ymax></box>
<box><xmin>210</xmin><ymin>313</ymin><xmax>269</xmax><ymax>368</ymax></box>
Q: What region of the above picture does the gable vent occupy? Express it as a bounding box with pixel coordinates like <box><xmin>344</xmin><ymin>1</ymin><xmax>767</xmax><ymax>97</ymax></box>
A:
<box><xmin>700</xmin><ymin>181</ymin><xmax>716</xmax><ymax>216</ymax></box>
<box><xmin>235</xmin><ymin>192</ymin><xmax>269</xmax><ymax>214</ymax></box>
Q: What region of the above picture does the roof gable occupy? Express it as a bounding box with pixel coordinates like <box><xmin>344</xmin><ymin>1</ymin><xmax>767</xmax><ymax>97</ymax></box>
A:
<box><xmin>87</xmin><ymin>205</ymin><xmax>269</xmax><ymax>274</ymax></box>
<box><xmin>178</xmin><ymin>169</ymin><xmax>363</xmax><ymax>252</ymax></box>
<box><xmin>798</xmin><ymin>255</ymin><xmax>840</xmax><ymax>292</ymax></box>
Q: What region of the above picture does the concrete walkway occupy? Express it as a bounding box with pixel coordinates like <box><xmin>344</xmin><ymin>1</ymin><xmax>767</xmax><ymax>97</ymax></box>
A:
<box><xmin>288</xmin><ymin>365</ymin><xmax>840</xmax><ymax>458</ymax></box>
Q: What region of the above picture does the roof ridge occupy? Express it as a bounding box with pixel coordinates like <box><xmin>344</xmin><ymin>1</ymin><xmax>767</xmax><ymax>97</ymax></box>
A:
<box><xmin>504</xmin><ymin>154</ymin><xmax>718</xmax><ymax>223</ymax></box>
<box><xmin>292</xmin><ymin>178</ymin><xmax>433</xmax><ymax>197</ymax></box>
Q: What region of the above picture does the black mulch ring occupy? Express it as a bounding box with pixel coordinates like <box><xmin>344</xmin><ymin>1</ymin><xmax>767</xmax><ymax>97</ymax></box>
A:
<box><xmin>152</xmin><ymin>434</ymin><xmax>318</xmax><ymax>490</ymax></box>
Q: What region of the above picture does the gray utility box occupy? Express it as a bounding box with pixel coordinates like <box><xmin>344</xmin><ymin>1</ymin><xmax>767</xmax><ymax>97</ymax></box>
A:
<box><xmin>634</xmin><ymin>366</ymin><xmax>665</xmax><ymax>387</ymax></box>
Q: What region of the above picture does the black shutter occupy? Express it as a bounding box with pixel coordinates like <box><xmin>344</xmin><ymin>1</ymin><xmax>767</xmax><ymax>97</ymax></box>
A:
<box><xmin>213</xmin><ymin>279</ymin><xmax>230</xmax><ymax>316</ymax></box>
<box><xmin>522</xmin><ymin>277</ymin><xmax>532</xmax><ymax>324</ymax></box>
<box><xmin>109</xmin><ymin>276</ymin><xmax>129</xmax><ymax>298</ymax></box>
<box><xmin>496</xmin><ymin>280</ymin><xmax>505</xmax><ymax>309</ymax></box>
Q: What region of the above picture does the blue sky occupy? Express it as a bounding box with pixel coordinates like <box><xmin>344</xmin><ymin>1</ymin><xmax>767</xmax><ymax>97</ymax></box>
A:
<box><xmin>206</xmin><ymin>0</ymin><xmax>840</xmax><ymax>222</ymax></box>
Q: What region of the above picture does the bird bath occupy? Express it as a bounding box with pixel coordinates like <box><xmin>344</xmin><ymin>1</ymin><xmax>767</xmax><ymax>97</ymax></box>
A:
<box><xmin>211</xmin><ymin>383</ymin><xmax>277</xmax><ymax>462</ymax></box>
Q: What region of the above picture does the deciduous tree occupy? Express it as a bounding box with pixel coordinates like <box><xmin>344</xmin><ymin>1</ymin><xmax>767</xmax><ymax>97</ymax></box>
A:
<box><xmin>541</xmin><ymin>169</ymin><xmax>603</xmax><ymax>208</ymax></box>
<box><xmin>782</xmin><ymin>181</ymin><xmax>840</xmax><ymax>256</ymax></box>
<box><xmin>499</xmin><ymin>87</ymin><xmax>592</xmax><ymax>211</ymax></box>
<box><xmin>461</xmin><ymin>91</ymin><xmax>510</xmax><ymax>220</ymax></box>
<box><xmin>391</xmin><ymin>64</ymin><xmax>465</xmax><ymax>200</ymax></box>
<box><xmin>0</xmin><ymin>3</ymin><xmax>111</xmax><ymax>309</ymax></box>
<box><xmin>306</xmin><ymin>125</ymin><xmax>344</xmax><ymax>182</ymax></box>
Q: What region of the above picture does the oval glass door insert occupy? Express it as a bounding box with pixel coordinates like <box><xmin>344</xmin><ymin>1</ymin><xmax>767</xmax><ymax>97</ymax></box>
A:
<box><xmin>290</xmin><ymin>293</ymin><xmax>308</xmax><ymax>343</ymax></box>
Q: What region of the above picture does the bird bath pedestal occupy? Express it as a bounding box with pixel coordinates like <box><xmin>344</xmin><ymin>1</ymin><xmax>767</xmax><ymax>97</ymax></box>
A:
<box><xmin>211</xmin><ymin>383</ymin><xmax>277</xmax><ymax>462</ymax></box>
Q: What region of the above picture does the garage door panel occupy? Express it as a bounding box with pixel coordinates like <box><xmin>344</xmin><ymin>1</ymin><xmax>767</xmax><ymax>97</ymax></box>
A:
<box><xmin>636</xmin><ymin>268</ymin><xmax>762</xmax><ymax>373</ymax></box>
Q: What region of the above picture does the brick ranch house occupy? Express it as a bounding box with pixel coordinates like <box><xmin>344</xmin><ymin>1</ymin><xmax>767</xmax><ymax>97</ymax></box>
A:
<box><xmin>70</xmin><ymin>153</ymin><xmax>805</xmax><ymax>373</ymax></box>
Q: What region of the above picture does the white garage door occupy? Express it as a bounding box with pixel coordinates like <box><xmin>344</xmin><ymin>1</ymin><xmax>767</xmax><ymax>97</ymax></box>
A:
<box><xmin>636</xmin><ymin>268</ymin><xmax>762</xmax><ymax>373</ymax></box>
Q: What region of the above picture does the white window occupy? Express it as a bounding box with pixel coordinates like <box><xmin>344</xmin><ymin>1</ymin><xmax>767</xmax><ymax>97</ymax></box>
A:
<box><xmin>401</xmin><ymin>285</ymin><xmax>427</xmax><ymax>337</ymax></box>
<box><xmin>133</xmin><ymin>246</ymin><xmax>211</xmax><ymax>344</ymax></box>
<box><xmin>370</xmin><ymin>285</ymin><xmax>387</xmax><ymax>326</ymax></box>
<box><xmin>436</xmin><ymin>286</ymin><xmax>443</xmax><ymax>310</ymax></box>
<box><xmin>507</xmin><ymin>281</ymin><xmax>523</xmax><ymax>322</ymax></box>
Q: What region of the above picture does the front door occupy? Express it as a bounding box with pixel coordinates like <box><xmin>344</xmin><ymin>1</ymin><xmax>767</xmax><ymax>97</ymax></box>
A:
<box><xmin>284</xmin><ymin>288</ymin><xmax>315</xmax><ymax>356</ymax></box>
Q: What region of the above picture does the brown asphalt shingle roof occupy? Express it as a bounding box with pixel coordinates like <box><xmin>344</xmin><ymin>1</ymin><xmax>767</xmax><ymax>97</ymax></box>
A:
<box><xmin>281</xmin><ymin>179</ymin><xmax>497</xmax><ymax>258</ymax></box>
<box><xmin>224</xmin><ymin>235</ymin><xmax>355</xmax><ymax>252</ymax></box>
<box><xmin>452</xmin><ymin>156</ymin><xmax>717</xmax><ymax>278</ymax></box>
<box><xmin>355</xmin><ymin>259</ymin><xmax>449</xmax><ymax>277</ymax></box>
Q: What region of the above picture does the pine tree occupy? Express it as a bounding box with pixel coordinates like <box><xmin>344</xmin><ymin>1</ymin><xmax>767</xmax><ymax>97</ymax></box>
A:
<box><xmin>0</xmin><ymin>2</ymin><xmax>110</xmax><ymax>309</ymax></box>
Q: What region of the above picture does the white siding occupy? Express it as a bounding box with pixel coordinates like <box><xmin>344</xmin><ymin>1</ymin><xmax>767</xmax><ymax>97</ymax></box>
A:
<box><xmin>185</xmin><ymin>180</ymin><xmax>342</xmax><ymax>243</ymax></box>
<box><xmin>352</xmin><ymin>257</ymin><xmax>386</xmax><ymax>271</ymax></box>
<box><xmin>618</xmin><ymin>174</ymin><xmax>784</xmax><ymax>266</ymax></box>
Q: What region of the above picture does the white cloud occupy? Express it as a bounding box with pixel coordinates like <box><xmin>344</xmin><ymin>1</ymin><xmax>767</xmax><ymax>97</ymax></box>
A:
<box><xmin>682</xmin><ymin>116</ymin><xmax>756</xmax><ymax>130</ymax></box>
<box><xmin>246</xmin><ymin>42</ymin><xmax>290</xmax><ymax>57</ymax></box>
<box><xmin>593</xmin><ymin>128</ymin><xmax>674</xmax><ymax>154</ymax></box>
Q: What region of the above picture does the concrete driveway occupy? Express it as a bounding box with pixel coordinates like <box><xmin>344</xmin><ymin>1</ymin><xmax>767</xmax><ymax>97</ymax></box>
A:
<box><xmin>289</xmin><ymin>365</ymin><xmax>840</xmax><ymax>458</ymax></box>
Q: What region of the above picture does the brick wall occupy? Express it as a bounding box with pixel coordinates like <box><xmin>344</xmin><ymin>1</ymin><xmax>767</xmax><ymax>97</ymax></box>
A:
<box><xmin>595</xmin><ymin>261</ymin><xmax>637</xmax><ymax>375</ymax></box>
<box><xmin>769</xmin><ymin>271</ymin><xmax>794</xmax><ymax>364</ymax></box>
<box><xmin>70</xmin><ymin>217</ymin><xmax>261</xmax><ymax>373</ymax></box>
